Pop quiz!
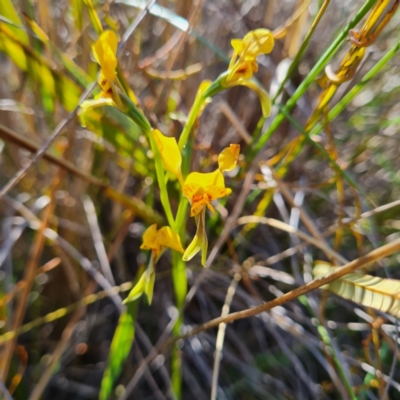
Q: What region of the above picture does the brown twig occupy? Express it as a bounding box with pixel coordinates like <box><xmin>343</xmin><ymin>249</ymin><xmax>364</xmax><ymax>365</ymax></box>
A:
<box><xmin>174</xmin><ymin>237</ymin><xmax>400</xmax><ymax>343</ymax></box>
<box><xmin>237</xmin><ymin>216</ymin><xmax>348</xmax><ymax>265</ymax></box>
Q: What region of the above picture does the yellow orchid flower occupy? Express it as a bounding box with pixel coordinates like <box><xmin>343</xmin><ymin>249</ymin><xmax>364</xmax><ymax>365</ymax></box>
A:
<box><xmin>182</xmin><ymin>145</ymin><xmax>240</xmax><ymax>265</ymax></box>
<box><xmin>140</xmin><ymin>224</ymin><xmax>184</xmax><ymax>258</ymax></box>
<box><xmin>182</xmin><ymin>169</ymin><xmax>231</xmax><ymax>217</ymax></box>
<box><xmin>124</xmin><ymin>224</ymin><xmax>184</xmax><ymax>304</ymax></box>
<box><xmin>228</xmin><ymin>29</ymin><xmax>274</xmax><ymax>82</ymax></box>
<box><xmin>223</xmin><ymin>29</ymin><xmax>274</xmax><ymax>117</ymax></box>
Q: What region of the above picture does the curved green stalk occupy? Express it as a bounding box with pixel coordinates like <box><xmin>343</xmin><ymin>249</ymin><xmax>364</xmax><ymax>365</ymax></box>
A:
<box><xmin>252</xmin><ymin>0</ymin><xmax>378</xmax><ymax>156</ymax></box>
<box><xmin>177</xmin><ymin>77</ymin><xmax>224</xmax><ymax>153</ymax></box>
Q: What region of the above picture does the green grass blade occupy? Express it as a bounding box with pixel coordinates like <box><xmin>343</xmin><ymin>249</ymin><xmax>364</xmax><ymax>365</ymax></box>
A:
<box><xmin>309</xmin><ymin>38</ymin><xmax>400</xmax><ymax>137</ymax></box>
<box><xmin>170</xmin><ymin>251</ymin><xmax>187</xmax><ymax>400</ymax></box>
<box><xmin>100</xmin><ymin>303</ymin><xmax>137</xmax><ymax>400</ymax></box>
<box><xmin>277</xmin><ymin>105</ymin><xmax>369</xmax><ymax>199</ymax></box>
<box><xmin>253</xmin><ymin>0</ymin><xmax>378</xmax><ymax>155</ymax></box>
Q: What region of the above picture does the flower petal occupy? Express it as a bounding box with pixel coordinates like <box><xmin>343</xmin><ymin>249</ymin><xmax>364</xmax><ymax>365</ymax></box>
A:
<box><xmin>152</xmin><ymin>129</ymin><xmax>182</xmax><ymax>178</ymax></box>
<box><xmin>79</xmin><ymin>98</ymin><xmax>116</xmax><ymax>127</ymax></box>
<box><xmin>231</xmin><ymin>38</ymin><xmax>244</xmax><ymax>53</ymax></box>
<box><xmin>140</xmin><ymin>224</ymin><xmax>159</xmax><ymax>251</ymax></box>
<box><xmin>207</xmin><ymin>186</ymin><xmax>232</xmax><ymax>202</ymax></box>
<box><xmin>242</xmin><ymin>29</ymin><xmax>274</xmax><ymax>60</ymax></box>
<box><xmin>184</xmin><ymin>169</ymin><xmax>225</xmax><ymax>189</ymax></box>
<box><xmin>92</xmin><ymin>30</ymin><xmax>118</xmax><ymax>82</ymax></box>
<box><xmin>157</xmin><ymin>226</ymin><xmax>184</xmax><ymax>253</ymax></box>
<box><xmin>182</xmin><ymin>182</ymin><xmax>202</xmax><ymax>200</ymax></box>
<box><xmin>218</xmin><ymin>144</ymin><xmax>240</xmax><ymax>172</ymax></box>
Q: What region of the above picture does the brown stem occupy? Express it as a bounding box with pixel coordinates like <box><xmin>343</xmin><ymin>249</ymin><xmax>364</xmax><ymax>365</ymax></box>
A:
<box><xmin>172</xmin><ymin>237</ymin><xmax>400</xmax><ymax>344</ymax></box>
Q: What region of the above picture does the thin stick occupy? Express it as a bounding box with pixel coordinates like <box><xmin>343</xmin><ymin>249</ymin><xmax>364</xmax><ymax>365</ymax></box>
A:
<box><xmin>0</xmin><ymin>82</ymin><xmax>95</xmax><ymax>201</ymax></box>
<box><xmin>218</xmin><ymin>101</ymin><xmax>252</xmax><ymax>144</ymax></box>
<box><xmin>27</xmin><ymin>285</ymin><xmax>94</xmax><ymax>400</ymax></box>
<box><xmin>0</xmin><ymin>124</ymin><xmax>106</xmax><ymax>186</ymax></box>
<box><xmin>210</xmin><ymin>273</ymin><xmax>240</xmax><ymax>400</ymax></box>
<box><xmin>0</xmin><ymin>378</ymin><xmax>13</xmax><ymax>400</ymax></box>
<box><xmin>176</xmin><ymin>237</ymin><xmax>400</xmax><ymax>342</ymax></box>
<box><xmin>120</xmin><ymin>0</ymin><xmax>157</xmax><ymax>51</ymax></box>
<box><xmin>2</xmin><ymin>196</ymin><xmax>123</xmax><ymax>312</ymax></box>
<box><xmin>237</xmin><ymin>216</ymin><xmax>348</xmax><ymax>265</ymax></box>
<box><xmin>83</xmin><ymin>195</ymin><xmax>115</xmax><ymax>286</ymax></box>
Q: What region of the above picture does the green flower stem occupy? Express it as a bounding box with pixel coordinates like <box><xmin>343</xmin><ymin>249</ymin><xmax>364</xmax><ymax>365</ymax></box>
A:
<box><xmin>175</xmin><ymin>192</ymin><xmax>189</xmax><ymax>233</ymax></box>
<box><xmin>170</xmin><ymin>77</ymin><xmax>230</xmax><ymax>399</ymax></box>
<box><xmin>177</xmin><ymin>94</ymin><xmax>203</xmax><ymax>152</ymax></box>
<box><xmin>251</xmin><ymin>0</ymin><xmax>378</xmax><ymax>157</ymax></box>
<box><xmin>178</xmin><ymin>76</ymin><xmax>225</xmax><ymax>153</ymax></box>
<box><xmin>121</xmin><ymin>93</ymin><xmax>152</xmax><ymax>133</ymax></box>
<box><xmin>121</xmin><ymin>93</ymin><xmax>176</xmax><ymax>228</ymax></box>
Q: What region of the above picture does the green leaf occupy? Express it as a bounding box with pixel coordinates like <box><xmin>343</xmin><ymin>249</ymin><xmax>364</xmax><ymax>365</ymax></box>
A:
<box><xmin>313</xmin><ymin>262</ymin><xmax>400</xmax><ymax>318</ymax></box>
<box><xmin>0</xmin><ymin>20</ymin><xmax>82</xmax><ymax>111</ymax></box>
<box><xmin>82</xmin><ymin>0</ymin><xmax>103</xmax><ymax>36</ymax></box>
<box><xmin>99</xmin><ymin>303</ymin><xmax>136</xmax><ymax>400</ymax></box>
<box><xmin>0</xmin><ymin>21</ymin><xmax>27</xmax><ymax>71</ymax></box>
<box><xmin>0</xmin><ymin>0</ymin><xmax>29</xmax><ymax>44</ymax></box>
<box><xmin>69</xmin><ymin>0</ymin><xmax>83</xmax><ymax>31</ymax></box>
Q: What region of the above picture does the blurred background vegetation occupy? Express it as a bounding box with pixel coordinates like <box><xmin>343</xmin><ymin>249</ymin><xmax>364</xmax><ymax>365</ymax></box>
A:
<box><xmin>1</xmin><ymin>0</ymin><xmax>400</xmax><ymax>399</ymax></box>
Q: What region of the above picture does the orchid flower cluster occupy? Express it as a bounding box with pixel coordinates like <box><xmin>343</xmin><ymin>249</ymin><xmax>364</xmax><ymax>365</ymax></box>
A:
<box><xmin>80</xmin><ymin>28</ymin><xmax>274</xmax><ymax>303</ymax></box>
